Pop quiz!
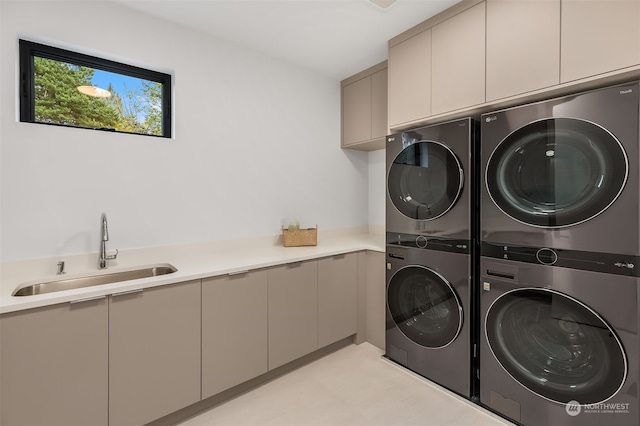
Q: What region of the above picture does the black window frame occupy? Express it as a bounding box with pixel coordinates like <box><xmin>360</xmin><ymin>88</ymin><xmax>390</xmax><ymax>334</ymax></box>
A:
<box><xmin>19</xmin><ymin>39</ymin><xmax>172</xmax><ymax>138</ymax></box>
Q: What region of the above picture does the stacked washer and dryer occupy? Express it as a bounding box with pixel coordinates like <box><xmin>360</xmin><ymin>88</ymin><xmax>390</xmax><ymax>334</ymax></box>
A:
<box><xmin>384</xmin><ymin>81</ymin><xmax>640</xmax><ymax>426</ymax></box>
<box><xmin>479</xmin><ymin>82</ymin><xmax>640</xmax><ymax>425</ymax></box>
<box><xmin>384</xmin><ymin>117</ymin><xmax>480</xmax><ymax>399</ymax></box>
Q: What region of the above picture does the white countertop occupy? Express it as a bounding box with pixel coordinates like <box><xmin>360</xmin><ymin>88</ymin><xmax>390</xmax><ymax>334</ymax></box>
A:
<box><xmin>0</xmin><ymin>228</ymin><xmax>384</xmax><ymax>314</ymax></box>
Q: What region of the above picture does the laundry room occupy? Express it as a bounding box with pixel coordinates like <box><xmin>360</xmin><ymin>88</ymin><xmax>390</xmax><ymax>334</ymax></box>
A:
<box><xmin>1</xmin><ymin>1</ymin><xmax>639</xmax><ymax>426</ymax></box>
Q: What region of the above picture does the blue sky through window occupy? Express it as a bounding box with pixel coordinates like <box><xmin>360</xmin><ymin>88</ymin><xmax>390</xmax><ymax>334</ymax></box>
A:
<box><xmin>92</xmin><ymin>69</ymin><xmax>154</xmax><ymax>124</ymax></box>
<box><xmin>92</xmin><ymin>69</ymin><xmax>143</xmax><ymax>103</ymax></box>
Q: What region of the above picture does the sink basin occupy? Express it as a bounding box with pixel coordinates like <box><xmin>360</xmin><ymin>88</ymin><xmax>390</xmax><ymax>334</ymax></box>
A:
<box><xmin>12</xmin><ymin>264</ymin><xmax>178</xmax><ymax>296</ymax></box>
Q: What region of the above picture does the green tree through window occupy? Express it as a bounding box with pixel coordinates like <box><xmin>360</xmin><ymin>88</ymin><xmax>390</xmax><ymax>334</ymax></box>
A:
<box><xmin>34</xmin><ymin>57</ymin><xmax>162</xmax><ymax>135</ymax></box>
<box><xmin>20</xmin><ymin>39</ymin><xmax>171</xmax><ymax>138</ymax></box>
<box><xmin>34</xmin><ymin>57</ymin><xmax>120</xmax><ymax>129</ymax></box>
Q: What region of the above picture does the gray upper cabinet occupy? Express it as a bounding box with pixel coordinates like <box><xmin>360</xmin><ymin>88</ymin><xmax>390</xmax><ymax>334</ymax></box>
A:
<box><xmin>267</xmin><ymin>260</ymin><xmax>319</xmax><ymax>370</ymax></box>
<box><xmin>202</xmin><ymin>271</ymin><xmax>268</xmax><ymax>399</ymax></box>
<box><xmin>486</xmin><ymin>0</ymin><xmax>560</xmax><ymax>101</ymax></box>
<box><xmin>341</xmin><ymin>61</ymin><xmax>388</xmax><ymax>151</ymax></box>
<box><xmin>387</xmin><ymin>0</ymin><xmax>485</xmax><ymax>129</ymax></box>
<box><xmin>318</xmin><ymin>253</ymin><xmax>358</xmax><ymax>347</ymax></box>
<box><xmin>431</xmin><ymin>1</ymin><xmax>486</xmax><ymax>115</ymax></box>
<box><xmin>561</xmin><ymin>0</ymin><xmax>640</xmax><ymax>83</ymax></box>
<box><xmin>109</xmin><ymin>281</ymin><xmax>201</xmax><ymax>426</ymax></box>
<box><xmin>0</xmin><ymin>298</ymin><xmax>109</xmax><ymax>426</ymax></box>
<box><xmin>387</xmin><ymin>0</ymin><xmax>639</xmax><ymax>131</ymax></box>
<box><xmin>388</xmin><ymin>28</ymin><xmax>432</xmax><ymax>128</ymax></box>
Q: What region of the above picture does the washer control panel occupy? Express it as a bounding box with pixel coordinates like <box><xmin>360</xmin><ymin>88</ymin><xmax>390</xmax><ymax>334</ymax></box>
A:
<box><xmin>482</xmin><ymin>242</ymin><xmax>639</xmax><ymax>277</ymax></box>
<box><xmin>386</xmin><ymin>232</ymin><xmax>470</xmax><ymax>255</ymax></box>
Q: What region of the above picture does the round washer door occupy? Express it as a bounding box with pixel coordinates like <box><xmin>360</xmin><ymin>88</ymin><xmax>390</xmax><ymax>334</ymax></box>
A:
<box><xmin>388</xmin><ymin>265</ymin><xmax>463</xmax><ymax>348</ymax></box>
<box><xmin>486</xmin><ymin>118</ymin><xmax>628</xmax><ymax>227</ymax></box>
<box><xmin>485</xmin><ymin>288</ymin><xmax>627</xmax><ymax>405</ymax></box>
<box><xmin>388</xmin><ymin>140</ymin><xmax>464</xmax><ymax>221</ymax></box>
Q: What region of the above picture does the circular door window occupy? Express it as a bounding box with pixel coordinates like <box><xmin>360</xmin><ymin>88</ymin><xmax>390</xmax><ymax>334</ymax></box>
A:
<box><xmin>388</xmin><ymin>141</ymin><xmax>464</xmax><ymax>221</ymax></box>
<box><xmin>486</xmin><ymin>288</ymin><xmax>627</xmax><ymax>405</ymax></box>
<box><xmin>388</xmin><ymin>265</ymin><xmax>463</xmax><ymax>348</ymax></box>
<box><xmin>486</xmin><ymin>118</ymin><xmax>628</xmax><ymax>227</ymax></box>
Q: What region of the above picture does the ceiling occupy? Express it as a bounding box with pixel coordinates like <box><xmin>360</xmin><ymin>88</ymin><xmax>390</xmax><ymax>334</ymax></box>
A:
<box><xmin>112</xmin><ymin>0</ymin><xmax>461</xmax><ymax>80</ymax></box>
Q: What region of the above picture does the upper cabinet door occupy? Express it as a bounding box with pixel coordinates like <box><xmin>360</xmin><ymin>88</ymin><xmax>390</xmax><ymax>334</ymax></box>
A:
<box><xmin>341</xmin><ymin>61</ymin><xmax>388</xmax><ymax>151</ymax></box>
<box><xmin>431</xmin><ymin>2</ymin><xmax>486</xmax><ymax>115</ymax></box>
<box><xmin>486</xmin><ymin>0</ymin><xmax>560</xmax><ymax>101</ymax></box>
<box><xmin>388</xmin><ymin>29</ymin><xmax>432</xmax><ymax>128</ymax></box>
<box><xmin>371</xmin><ymin>67</ymin><xmax>388</xmax><ymax>141</ymax></box>
<box><xmin>561</xmin><ymin>0</ymin><xmax>640</xmax><ymax>82</ymax></box>
<box><xmin>342</xmin><ymin>75</ymin><xmax>372</xmax><ymax>146</ymax></box>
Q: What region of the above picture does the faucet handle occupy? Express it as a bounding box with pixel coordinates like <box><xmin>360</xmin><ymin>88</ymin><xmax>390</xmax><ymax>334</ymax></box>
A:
<box><xmin>57</xmin><ymin>261</ymin><xmax>66</xmax><ymax>275</ymax></box>
<box><xmin>106</xmin><ymin>249</ymin><xmax>119</xmax><ymax>261</ymax></box>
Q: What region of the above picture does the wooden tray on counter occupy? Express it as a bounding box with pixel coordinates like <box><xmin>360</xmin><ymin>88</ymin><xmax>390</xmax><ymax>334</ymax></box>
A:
<box><xmin>282</xmin><ymin>226</ymin><xmax>318</xmax><ymax>247</ymax></box>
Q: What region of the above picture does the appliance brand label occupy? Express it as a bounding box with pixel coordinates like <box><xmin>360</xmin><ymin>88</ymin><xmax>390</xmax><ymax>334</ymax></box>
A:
<box><xmin>620</xmin><ymin>89</ymin><xmax>633</xmax><ymax>94</ymax></box>
<box><xmin>485</xmin><ymin>115</ymin><xmax>497</xmax><ymax>123</ymax></box>
<box><xmin>388</xmin><ymin>137</ymin><xmax>395</xmax><ymax>142</ymax></box>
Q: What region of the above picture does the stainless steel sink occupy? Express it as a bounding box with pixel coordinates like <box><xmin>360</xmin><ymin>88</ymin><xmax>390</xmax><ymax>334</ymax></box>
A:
<box><xmin>12</xmin><ymin>264</ymin><xmax>178</xmax><ymax>296</ymax></box>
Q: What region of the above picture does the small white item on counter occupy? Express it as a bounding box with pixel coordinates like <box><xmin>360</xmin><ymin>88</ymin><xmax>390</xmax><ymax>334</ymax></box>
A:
<box><xmin>288</xmin><ymin>219</ymin><xmax>300</xmax><ymax>230</ymax></box>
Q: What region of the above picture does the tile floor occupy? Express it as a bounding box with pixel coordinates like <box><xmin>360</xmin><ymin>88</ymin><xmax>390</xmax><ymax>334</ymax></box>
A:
<box><xmin>177</xmin><ymin>343</ymin><xmax>514</xmax><ymax>426</ymax></box>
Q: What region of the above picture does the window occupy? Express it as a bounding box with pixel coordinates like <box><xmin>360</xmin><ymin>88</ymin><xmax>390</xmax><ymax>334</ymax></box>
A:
<box><xmin>19</xmin><ymin>39</ymin><xmax>172</xmax><ymax>138</ymax></box>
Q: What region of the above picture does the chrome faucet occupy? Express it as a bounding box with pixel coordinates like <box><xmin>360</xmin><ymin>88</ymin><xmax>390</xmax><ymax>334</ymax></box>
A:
<box><xmin>99</xmin><ymin>212</ymin><xmax>118</xmax><ymax>269</ymax></box>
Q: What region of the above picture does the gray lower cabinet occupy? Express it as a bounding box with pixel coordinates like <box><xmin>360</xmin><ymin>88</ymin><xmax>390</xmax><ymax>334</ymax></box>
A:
<box><xmin>202</xmin><ymin>270</ymin><xmax>268</xmax><ymax>399</ymax></box>
<box><xmin>108</xmin><ymin>280</ymin><xmax>201</xmax><ymax>426</ymax></box>
<box><xmin>0</xmin><ymin>251</ymin><xmax>367</xmax><ymax>425</ymax></box>
<box><xmin>267</xmin><ymin>260</ymin><xmax>318</xmax><ymax>370</ymax></box>
<box><xmin>365</xmin><ymin>251</ymin><xmax>385</xmax><ymax>350</ymax></box>
<box><xmin>0</xmin><ymin>297</ymin><xmax>109</xmax><ymax>426</ymax></box>
<box><xmin>318</xmin><ymin>253</ymin><xmax>358</xmax><ymax>347</ymax></box>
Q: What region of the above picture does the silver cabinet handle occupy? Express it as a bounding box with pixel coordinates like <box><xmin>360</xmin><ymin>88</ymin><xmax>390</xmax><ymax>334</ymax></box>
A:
<box><xmin>111</xmin><ymin>288</ymin><xmax>144</xmax><ymax>297</ymax></box>
<box><xmin>69</xmin><ymin>295</ymin><xmax>106</xmax><ymax>305</ymax></box>
<box><xmin>228</xmin><ymin>270</ymin><xmax>250</xmax><ymax>276</ymax></box>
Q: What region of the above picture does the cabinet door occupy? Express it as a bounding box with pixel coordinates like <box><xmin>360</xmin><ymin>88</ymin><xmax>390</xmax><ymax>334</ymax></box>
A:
<box><xmin>318</xmin><ymin>253</ymin><xmax>358</xmax><ymax>347</ymax></box>
<box><xmin>388</xmin><ymin>29</ymin><xmax>431</xmax><ymax>128</ymax></box>
<box><xmin>267</xmin><ymin>260</ymin><xmax>318</xmax><ymax>370</ymax></box>
<box><xmin>109</xmin><ymin>281</ymin><xmax>201</xmax><ymax>426</ymax></box>
<box><xmin>0</xmin><ymin>298</ymin><xmax>108</xmax><ymax>426</ymax></box>
<box><xmin>371</xmin><ymin>67</ymin><xmax>388</xmax><ymax>140</ymax></box>
<box><xmin>431</xmin><ymin>2</ymin><xmax>486</xmax><ymax>115</ymax></box>
<box><xmin>342</xmin><ymin>75</ymin><xmax>372</xmax><ymax>146</ymax></box>
<box><xmin>202</xmin><ymin>271</ymin><xmax>268</xmax><ymax>399</ymax></box>
<box><xmin>365</xmin><ymin>251</ymin><xmax>386</xmax><ymax>351</ymax></box>
<box><xmin>486</xmin><ymin>0</ymin><xmax>560</xmax><ymax>101</ymax></box>
<box><xmin>561</xmin><ymin>0</ymin><xmax>640</xmax><ymax>82</ymax></box>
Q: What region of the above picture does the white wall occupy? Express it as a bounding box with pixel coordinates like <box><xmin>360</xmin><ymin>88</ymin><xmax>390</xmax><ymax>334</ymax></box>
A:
<box><xmin>368</xmin><ymin>149</ymin><xmax>385</xmax><ymax>229</ymax></box>
<box><xmin>0</xmin><ymin>0</ymin><xmax>371</xmax><ymax>261</ymax></box>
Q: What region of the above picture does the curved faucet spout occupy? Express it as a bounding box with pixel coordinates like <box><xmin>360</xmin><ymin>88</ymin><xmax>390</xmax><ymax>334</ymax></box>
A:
<box><xmin>101</xmin><ymin>213</ymin><xmax>109</xmax><ymax>241</ymax></box>
<box><xmin>99</xmin><ymin>213</ymin><xmax>118</xmax><ymax>269</ymax></box>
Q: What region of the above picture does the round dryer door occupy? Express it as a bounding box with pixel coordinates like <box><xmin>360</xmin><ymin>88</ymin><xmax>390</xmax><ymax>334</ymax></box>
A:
<box><xmin>387</xmin><ymin>265</ymin><xmax>463</xmax><ymax>348</ymax></box>
<box><xmin>486</xmin><ymin>118</ymin><xmax>628</xmax><ymax>227</ymax></box>
<box><xmin>486</xmin><ymin>288</ymin><xmax>627</xmax><ymax>405</ymax></box>
<box><xmin>388</xmin><ymin>140</ymin><xmax>464</xmax><ymax>221</ymax></box>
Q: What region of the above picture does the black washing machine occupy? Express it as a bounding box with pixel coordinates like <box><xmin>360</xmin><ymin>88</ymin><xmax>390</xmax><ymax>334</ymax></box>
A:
<box><xmin>479</xmin><ymin>257</ymin><xmax>639</xmax><ymax>426</ymax></box>
<box><xmin>385</xmin><ymin>235</ymin><xmax>474</xmax><ymax>398</ymax></box>
<box><xmin>481</xmin><ymin>81</ymin><xmax>640</xmax><ymax>267</ymax></box>
<box><xmin>387</xmin><ymin>117</ymin><xmax>479</xmax><ymax>242</ymax></box>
